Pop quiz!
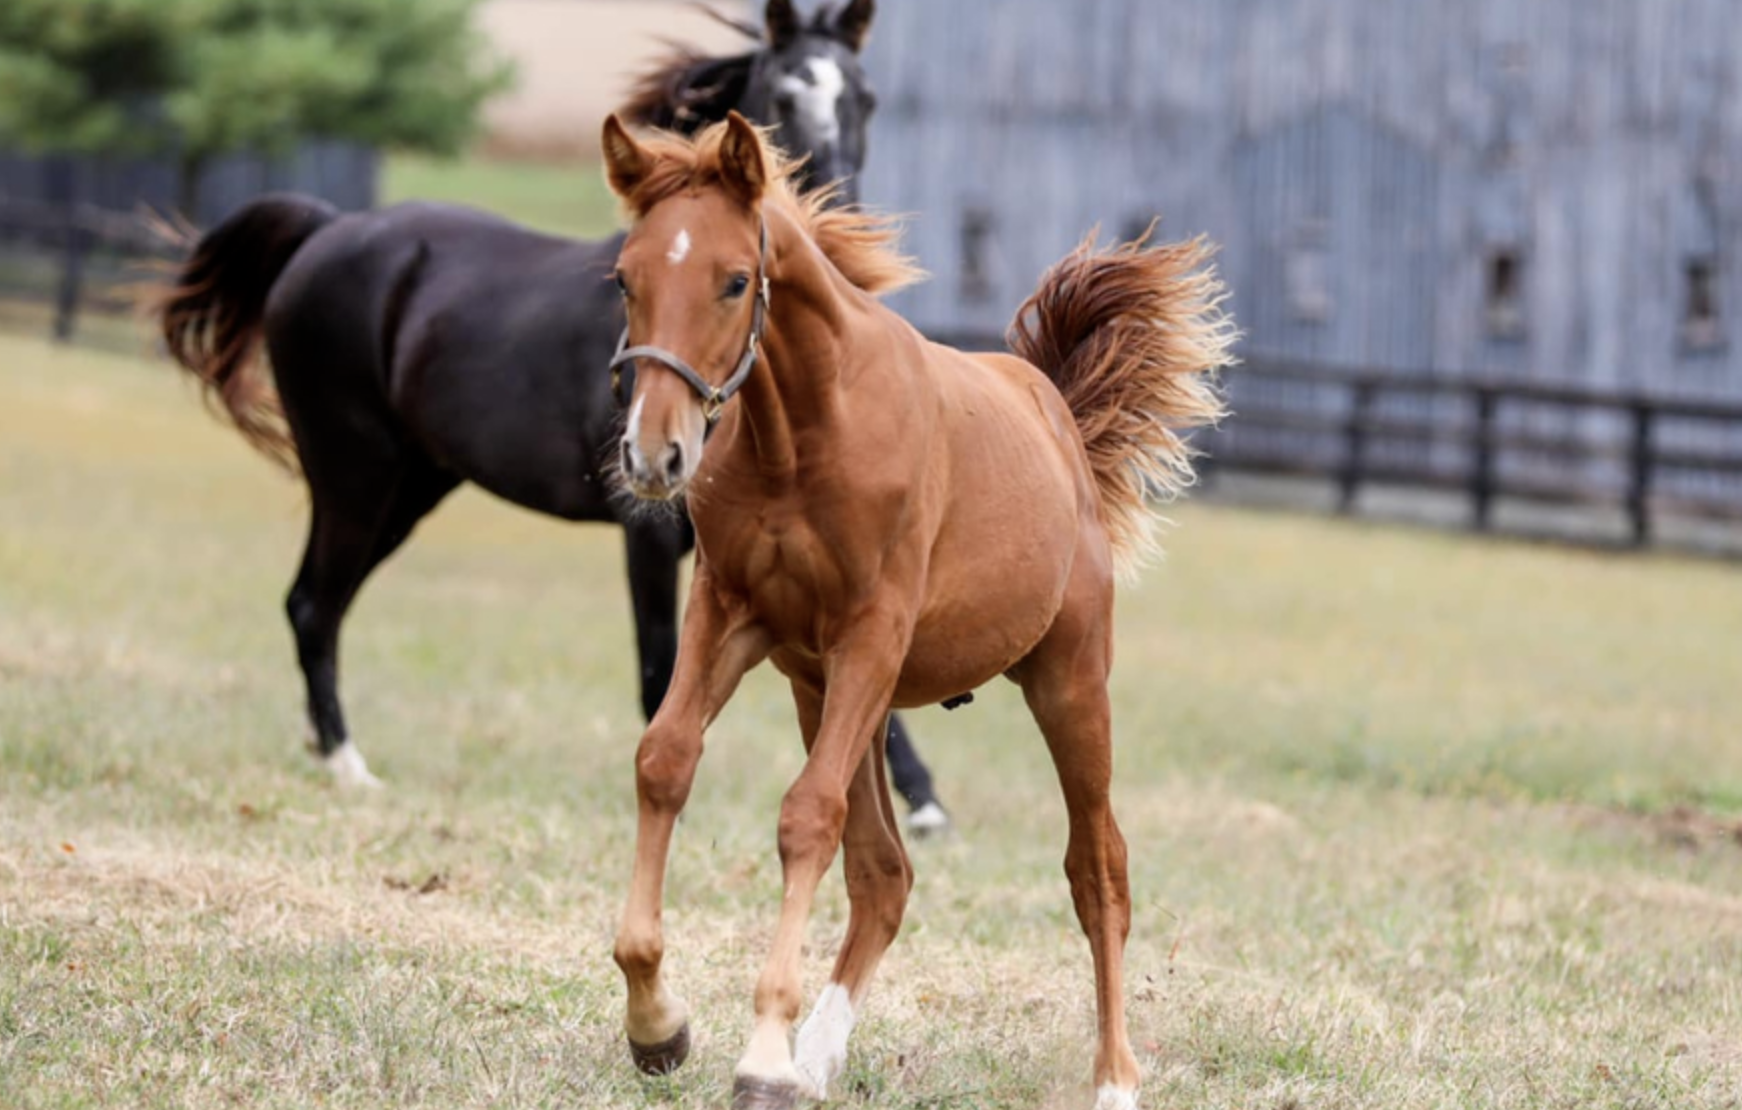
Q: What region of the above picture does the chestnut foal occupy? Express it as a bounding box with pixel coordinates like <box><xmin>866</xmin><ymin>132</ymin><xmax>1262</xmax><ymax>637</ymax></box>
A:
<box><xmin>600</xmin><ymin>113</ymin><xmax>1234</xmax><ymax>1109</ymax></box>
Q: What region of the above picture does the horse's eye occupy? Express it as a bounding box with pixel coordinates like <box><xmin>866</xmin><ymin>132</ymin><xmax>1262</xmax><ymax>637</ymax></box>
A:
<box><xmin>724</xmin><ymin>273</ymin><xmax>751</xmax><ymax>299</ymax></box>
<box><xmin>614</xmin><ymin>270</ymin><xmax>630</xmax><ymax>298</ymax></box>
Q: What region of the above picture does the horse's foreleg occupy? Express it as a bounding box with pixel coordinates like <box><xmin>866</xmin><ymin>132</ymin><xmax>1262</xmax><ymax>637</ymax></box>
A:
<box><xmin>616</xmin><ymin>570</ymin><xmax>768</xmax><ymax>1075</ymax></box>
<box><xmin>1016</xmin><ymin>581</ymin><xmax>1141</xmax><ymax>1109</ymax></box>
<box><xmin>733</xmin><ymin>625</ymin><xmax>905</xmax><ymax>1108</ymax></box>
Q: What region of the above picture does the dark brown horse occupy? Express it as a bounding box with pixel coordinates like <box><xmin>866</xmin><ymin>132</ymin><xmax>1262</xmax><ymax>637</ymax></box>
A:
<box><xmin>600</xmin><ymin>114</ymin><xmax>1234</xmax><ymax>1109</ymax></box>
<box><xmin>148</xmin><ymin>0</ymin><xmax>948</xmax><ymax>829</ymax></box>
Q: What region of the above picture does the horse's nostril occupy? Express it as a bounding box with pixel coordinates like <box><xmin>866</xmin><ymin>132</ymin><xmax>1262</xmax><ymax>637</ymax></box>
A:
<box><xmin>620</xmin><ymin>439</ymin><xmax>635</xmax><ymax>477</ymax></box>
<box><xmin>662</xmin><ymin>443</ymin><xmax>686</xmax><ymax>485</ymax></box>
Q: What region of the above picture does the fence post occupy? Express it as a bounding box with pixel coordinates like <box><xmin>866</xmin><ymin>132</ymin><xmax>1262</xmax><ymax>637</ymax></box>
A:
<box><xmin>53</xmin><ymin>219</ymin><xmax>91</xmax><ymax>343</ymax></box>
<box><xmin>1470</xmin><ymin>387</ymin><xmax>1498</xmax><ymax>531</ymax></box>
<box><xmin>1337</xmin><ymin>380</ymin><xmax>1375</xmax><ymax>514</ymax></box>
<box><xmin>1627</xmin><ymin>402</ymin><xmax>1654</xmax><ymax>547</ymax></box>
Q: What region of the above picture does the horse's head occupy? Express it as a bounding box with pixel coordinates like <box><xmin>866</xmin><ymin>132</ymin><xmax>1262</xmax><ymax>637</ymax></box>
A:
<box><xmin>742</xmin><ymin>0</ymin><xmax>877</xmax><ymax>205</ymax></box>
<box><xmin>625</xmin><ymin>1</ymin><xmax>878</xmax><ymax>207</ymax></box>
<box><xmin>604</xmin><ymin>112</ymin><xmax>772</xmax><ymax>501</ymax></box>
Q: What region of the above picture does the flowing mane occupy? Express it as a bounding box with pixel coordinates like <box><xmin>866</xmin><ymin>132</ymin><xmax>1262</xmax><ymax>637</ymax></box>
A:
<box><xmin>612</xmin><ymin>121</ymin><xmax>925</xmax><ymax>297</ymax></box>
<box><xmin>619</xmin><ymin>47</ymin><xmax>759</xmax><ymax>133</ymax></box>
<box><xmin>618</xmin><ymin>5</ymin><xmax>762</xmax><ymax>131</ymax></box>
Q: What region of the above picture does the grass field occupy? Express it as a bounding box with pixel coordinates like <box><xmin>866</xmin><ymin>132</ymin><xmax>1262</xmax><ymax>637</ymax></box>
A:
<box><xmin>382</xmin><ymin>153</ymin><xmax>619</xmax><ymax>240</ymax></box>
<box><xmin>3</xmin><ymin>328</ymin><xmax>1741</xmax><ymax>1110</ymax></box>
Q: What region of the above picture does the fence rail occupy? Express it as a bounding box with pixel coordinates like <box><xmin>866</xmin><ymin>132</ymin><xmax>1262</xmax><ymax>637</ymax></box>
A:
<box><xmin>8</xmin><ymin>230</ymin><xmax>1742</xmax><ymax>550</ymax></box>
<box><xmin>928</xmin><ymin>332</ymin><xmax>1742</xmax><ymax>548</ymax></box>
<box><xmin>1218</xmin><ymin>356</ymin><xmax>1742</xmax><ymax>546</ymax></box>
<box><xmin>0</xmin><ymin>198</ymin><xmax>179</xmax><ymax>340</ymax></box>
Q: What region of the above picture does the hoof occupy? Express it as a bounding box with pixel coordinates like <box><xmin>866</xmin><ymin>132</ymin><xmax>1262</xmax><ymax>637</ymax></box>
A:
<box><xmin>628</xmin><ymin>1022</ymin><xmax>690</xmax><ymax>1076</ymax></box>
<box><xmin>323</xmin><ymin>742</ymin><xmax>383</xmax><ymax>790</ymax></box>
<box><xmin>906</xmin><ymin>800</ymin><xmax>951</xmax><ymax>838</ymax></box>
<box><xmin>731</xmin><ymin>1076</ymin><xmax>801</xmax><ymax>1110</ymax></box>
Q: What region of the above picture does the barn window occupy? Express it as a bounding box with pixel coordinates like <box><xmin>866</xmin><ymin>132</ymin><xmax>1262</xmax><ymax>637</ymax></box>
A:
<box><xmin>1485</xmin><ymin>248</ymin><xmax>1526</xmax><ymax>340</ymax></box>
<box><xmin>959</xmin><ymin>206</ymin><xmax>996</xmax><ymax>303</ymax></box>
<box><xmin>1682</xmin><ymin>257</ymin><xmax>1723</xmax><ymax>352</ymax></box>
<box><xmin>1287</xmin><ymin>220</ymin><xmax>1332</xmax><ymax>324</ymax></box>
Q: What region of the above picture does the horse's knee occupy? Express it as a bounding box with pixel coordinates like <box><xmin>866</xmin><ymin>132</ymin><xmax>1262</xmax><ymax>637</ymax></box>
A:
<box><xmin>635</xmin><ymin>725</ymin><xmax>701</xmax><ymax>812</ymax></box>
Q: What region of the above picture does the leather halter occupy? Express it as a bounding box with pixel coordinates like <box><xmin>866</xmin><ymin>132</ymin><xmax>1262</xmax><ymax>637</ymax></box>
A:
<box><xmin>608</xmin><ymin>217</ymin><xmax>770</xmax><ymax>424</ymax></box>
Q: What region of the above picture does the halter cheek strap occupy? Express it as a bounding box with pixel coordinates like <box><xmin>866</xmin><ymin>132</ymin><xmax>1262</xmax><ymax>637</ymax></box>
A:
<box><xmin>608</xmin><ymin>217</ymin><xmax>770</xmax><ymax>424</ymax></box>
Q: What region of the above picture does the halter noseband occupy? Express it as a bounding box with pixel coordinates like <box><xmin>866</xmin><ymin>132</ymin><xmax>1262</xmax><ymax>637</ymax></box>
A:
<box><xmin>608</xmin><ymin>217</ymin><xmax>770</xmax><ymax>424</ymax></box>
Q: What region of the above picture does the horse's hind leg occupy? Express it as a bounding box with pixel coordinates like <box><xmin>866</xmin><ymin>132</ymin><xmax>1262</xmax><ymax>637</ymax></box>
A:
<box><xmin>733</xmin><ymin>619</ymin><xmax>905</xmax><ymax>1108</ymax></box>
<box><xmin>885</xmin><ymin>713</ymin><xmax>950</xmax><ymax>834</ymax></box>
<box><xmin>1015</xmin><ymin>577</ymin><xmax>1141</xmax><ymax>1108</ymax></box>
<box><xmin>790</xmin><ymin>686</ymin><xmax>913</xmax><ymax>1099</ymax></box>
<box><xmin>287</xmin><ymin>458</ymin><xmax>456</xmax><ymax>786</ymax></box>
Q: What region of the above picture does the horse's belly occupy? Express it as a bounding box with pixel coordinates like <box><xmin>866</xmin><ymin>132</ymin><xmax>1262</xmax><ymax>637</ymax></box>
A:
<box><xmin>891</xmin><ymin>466</ymin><xmax>1080</xmax><ymax>707</ymax></box>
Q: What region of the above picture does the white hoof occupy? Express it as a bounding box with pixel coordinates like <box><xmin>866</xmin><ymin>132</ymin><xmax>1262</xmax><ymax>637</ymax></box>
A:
<box><xmin>1093</xmin><ymin>1084</ymin><xmax>1139</xmax><ymax>1110</ymax></box>
<box><xmin>793</xmin><ymin>983</ymin><xmax>856</xmax><ymax>1099</ymax></box>
<box><xmin>323</xmin><ymin>742</ymin><xmax>383</xmax><ymax>789</ymax></box>
<box><xmin>905</xmin><ymin>801</ymin><xmax>951</xmax><ymax>836</ymax></box>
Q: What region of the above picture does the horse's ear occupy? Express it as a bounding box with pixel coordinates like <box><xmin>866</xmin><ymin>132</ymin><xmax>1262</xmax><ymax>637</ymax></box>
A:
<box><xmin>766</xmin><ymin>0</ymin><xmax>801</xmax><ymax>49</ymax></box>
<box><xmin>833</xmin><ymin>0</ymin><xmax>875</xmax><ymax>52</ymax></box>
<box><xmin>601</xmin><ymin>114</ymin><xmax>651</xmax><ymax>198</ymax></box>
<box><xmin>718</xmin><ymin>111</ymin><xmax>769</xmax><ymax>204</ymax></box>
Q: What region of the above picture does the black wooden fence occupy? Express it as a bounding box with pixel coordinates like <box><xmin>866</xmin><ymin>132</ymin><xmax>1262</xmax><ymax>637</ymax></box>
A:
<box><xmin>0</xmin><ymin>145</ymin><xmax>376</xmax><ymax>229</ymax></box>
<box><xmin>927</xmin><ymin>333</ymin><xmax>1742</xmax><ymax>549</ymax></box>
<box><xmin>0</xmin><ymin>144</ymin><xmax>376</xmax><ymax>340</ymax></box>
<box><xmin>1211</xmin><ymin>357</ymin><xmax>1742</xmax><ymax>547</ymax></box>
<box><xmin>8</xmin><ymin>217</ymin><xmax>1741</xmax><ymax>550</ymax></box>
<box><xmin>0</xmin><ymin>198</ymin><xmax>177</xmax><ymax>340</ymax></box>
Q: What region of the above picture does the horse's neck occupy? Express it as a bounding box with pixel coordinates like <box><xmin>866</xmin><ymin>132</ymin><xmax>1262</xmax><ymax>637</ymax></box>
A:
<box><xmin>729</xmin><ymin>216</ymin><xmax>856</xmax><ymax>484</ymax></box>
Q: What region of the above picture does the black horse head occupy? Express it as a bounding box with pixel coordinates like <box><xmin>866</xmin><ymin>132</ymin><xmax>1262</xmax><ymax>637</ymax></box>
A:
<box><xmin>621</xmin><ymin>0</ymin><xmax>877</xmax><ymax>205</ymax></box>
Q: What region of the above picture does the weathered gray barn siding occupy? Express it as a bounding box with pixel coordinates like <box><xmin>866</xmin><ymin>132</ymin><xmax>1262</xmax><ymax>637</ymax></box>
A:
<box><xmin>860</xmin><ymin>0</ymin><xmax>1742</xmax><ymax>499</ymax></box>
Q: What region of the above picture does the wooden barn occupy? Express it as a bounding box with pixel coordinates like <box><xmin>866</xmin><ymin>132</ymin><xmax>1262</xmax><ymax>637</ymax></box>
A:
<box><xmin>858</xmin><ymin>0</ymin><xmax>1742</xmax><ymax>524</ymax></box>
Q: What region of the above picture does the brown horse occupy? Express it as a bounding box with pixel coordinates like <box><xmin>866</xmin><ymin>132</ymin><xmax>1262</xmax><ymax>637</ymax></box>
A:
<box><xmin>600</xmin><ymin>112</ymin><xmax>1234</xmax><ymax>1109</ymax></box>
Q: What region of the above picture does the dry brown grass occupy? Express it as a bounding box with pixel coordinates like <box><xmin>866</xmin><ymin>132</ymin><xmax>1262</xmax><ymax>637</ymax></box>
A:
<box><xmin>3</xmin><ymin>330</ymin><xmax>1741</xmax><ymax>1108</ymax></box>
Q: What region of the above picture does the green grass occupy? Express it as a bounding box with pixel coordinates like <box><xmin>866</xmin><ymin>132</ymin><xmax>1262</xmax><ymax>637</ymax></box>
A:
<box><xmin>381</xmin><ymin>152</ymin><xmax>620</xmax><ymax>239</ymax></box>
<box><xmin>2</xmin><ymin>330</ymin><xmax>1741</xmax><ymax>1108</ymax></box>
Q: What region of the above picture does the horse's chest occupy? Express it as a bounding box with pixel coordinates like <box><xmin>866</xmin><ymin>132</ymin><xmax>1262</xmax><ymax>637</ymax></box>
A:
<box><xmin>707</xmin><ymin>520</ymin><xmax>845</xmax><ymax>645</ymax></box>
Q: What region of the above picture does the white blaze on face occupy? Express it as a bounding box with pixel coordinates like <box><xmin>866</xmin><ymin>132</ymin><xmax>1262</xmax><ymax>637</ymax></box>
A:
<box><xmin>624</xmin><ymin>394</ymin><xmax>646</xmax><ymax>445</ymax></box>
<box><xmin>792</xmin><ymin>982</ymin><xmax>856</xmax><ymax>1098</ymax></box>
<box><xmin>666</xmin><ymin>228</ymin><xmax>691</xmax><ymax>265</ymax></box>
<box><xmin>777</xmin><ymin>57</ymin><xmax>846</xmax><ymax>146</ymax></box>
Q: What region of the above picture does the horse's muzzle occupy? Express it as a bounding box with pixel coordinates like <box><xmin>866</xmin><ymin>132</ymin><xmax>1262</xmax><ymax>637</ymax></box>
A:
<box><xmin>621</xmin><ymin>436</ymin><xmax>690</xmax><ymax>501</ymax></box>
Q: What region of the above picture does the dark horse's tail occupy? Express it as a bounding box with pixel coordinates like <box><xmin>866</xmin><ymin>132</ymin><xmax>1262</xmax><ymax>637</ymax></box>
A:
<box><xmin>151</xmin><ymin>194</ymin><xmax>339</xmax><ymax>473</ymax></box>
<box><xmin>1006</xmin><ymin>229</ymin><xmax>1237</xmax><ymax>579</ymax></box>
